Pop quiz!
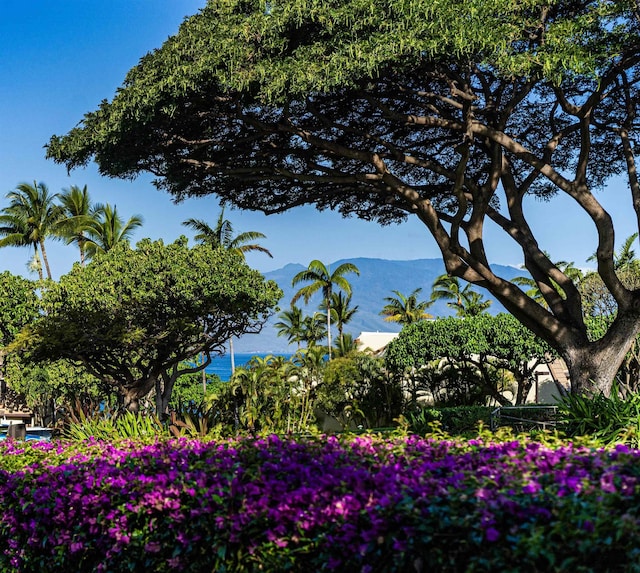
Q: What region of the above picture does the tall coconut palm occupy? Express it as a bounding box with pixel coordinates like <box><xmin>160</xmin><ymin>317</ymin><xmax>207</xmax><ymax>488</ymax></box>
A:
<box><xmin>431</xmin><ymin>274</ymin><xmax>491</xmax><ymax>317</ymax></box>
<box><xmin>54</xmin><ymin>184</ymin><xmax>99</xmax><ymax>265</ymax></box>
<box><xmin>0</xmin><ymin>181</ymin><xmax>62</xmax><ymax>280</ymax></box>
<box><xmin>380</xmin><ymin>288</ymin><xmax>433</xmax><ymax>325</ymax></box>
<box><xmin>83</xmin><ymin>203</ymin><xmax>143</xmax><ymax>259</ymax></box>
<box><xmin>291</xmin><ymin>260</ymin><xmax>359</xmax><ymax>359</ymax></box>
<box><xmin>182</xmin><ymin>207</ymin><xmax>273</xmax><ymax>259</ymax></box>
<box><xmin>319</xmin><ymin>291</ymin><xmax>359</xmax><ymax>347</ymax></box>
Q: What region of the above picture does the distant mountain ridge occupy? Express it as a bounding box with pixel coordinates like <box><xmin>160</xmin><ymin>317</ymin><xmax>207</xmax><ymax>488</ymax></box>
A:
<box><xmin>234</xmin><ymin>257</ymin><xmax>526</xmax><ymax>353</ymax></box>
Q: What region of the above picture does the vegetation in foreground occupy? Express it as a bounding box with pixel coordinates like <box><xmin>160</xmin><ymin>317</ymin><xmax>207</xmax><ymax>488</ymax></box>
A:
<box><xmin>0</xmin><ymin>430</ymin><xmax>639</xmax><ymax>573</ymax></box>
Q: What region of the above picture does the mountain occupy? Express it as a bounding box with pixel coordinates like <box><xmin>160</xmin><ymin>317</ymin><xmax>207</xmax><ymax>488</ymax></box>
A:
<box><xmin>234</xmin><ymin>258</ymin><xmax>527</xmax><ymax>353</ymax></box>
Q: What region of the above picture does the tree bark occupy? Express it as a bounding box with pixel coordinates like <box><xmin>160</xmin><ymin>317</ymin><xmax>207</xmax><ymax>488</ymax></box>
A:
<box><xmin>563</xmin><ymin>313</ymin><xmax>640</xmax><ymax>395</ymax></box>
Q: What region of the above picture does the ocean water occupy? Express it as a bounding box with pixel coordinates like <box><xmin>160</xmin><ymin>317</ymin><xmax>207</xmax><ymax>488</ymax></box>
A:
<box><xmin>205</xmin><ymin>352</ymin><xmax>292</xmax><ymax>382</ymax></box>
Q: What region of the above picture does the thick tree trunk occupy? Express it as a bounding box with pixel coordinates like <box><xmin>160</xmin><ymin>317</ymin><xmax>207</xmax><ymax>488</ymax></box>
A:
<box><xmin>563</xmin><ymin>316</ymin><xmax>640</xmax><ymax>396</ymax></box>
<box><xmin>122</xmin><ymin>388</ymin><xmax>141</xmax><ymax>413</ymax></box>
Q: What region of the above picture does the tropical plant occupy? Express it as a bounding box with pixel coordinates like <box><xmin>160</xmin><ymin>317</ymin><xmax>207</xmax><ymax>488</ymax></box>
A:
<box><xmin>183</xmin><ymin>206</ymin><xmax>272</xmax><ymax>259</ymax></box>
<box><xmin>83</xmin><ymin>203</ymin><xmax>143</xmax><ymax>258</ymax></box>
<box><xmin>0</xmin><ymin>181</ymin><xmax>62</xmax><ymax>280</ymax></box>
<box><xmin>274</xmin><ymin>305</ymin><xmax>306</xmax><ymax>349</ymax></box>
<box><xmin>380</xmin><ymin>288</ymin><xmax>432</xmax><ymax>325</ymax></box>
<box><xmin>300</xmin><ymin>313</ymin><xmax>327</xmax><ymax>348</ymax></box>
<box><xmin>54</xmin><ymin>184</ymin><xmax>99</xmax><ymax>265</ymax></box>
<box><xmin>513</xmin><ymin>257</ymin><xmax>585</xmax><ymax>308</ymax></box>
<box><xmin>333</xmin><ymin>332</ymin><xmax>357</xmax><ymax>358</ymax></box>
<box><xmin>558</xmin><ymin>383</ymin><xmax>640</xmax><ymax>448</ymax></box>
<box><xmin>431</xmin><ymin>274</ymin><xmax>491</xmax><ymax>317</ymax></box>
<box><xmin>319</xmin><ymin>291</ymin><xmax>359</xmax><ymax>347</ymax></box>
<box><xmin>292</xmin><ymin>260</ymin><xmax>359</xmax><ymax>359</ymax></box>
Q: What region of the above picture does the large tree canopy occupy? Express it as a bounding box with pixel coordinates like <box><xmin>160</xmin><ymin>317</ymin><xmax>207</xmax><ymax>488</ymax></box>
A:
<box><xmin>47</xmin><ymin>0</ymin><xmax>640</xmax><ymax>395</ymax></box>
<box><xmin>18</xmin><ymin>238</ymin><xmax>282</xmax><ymax>413</ymax></box>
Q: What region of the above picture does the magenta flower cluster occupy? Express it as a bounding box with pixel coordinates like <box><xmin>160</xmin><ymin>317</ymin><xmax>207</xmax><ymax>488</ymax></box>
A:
<box><xmin>1</xmin><ymin>435</ymin><xmax>639</xmax><ymax>572</ymax></box>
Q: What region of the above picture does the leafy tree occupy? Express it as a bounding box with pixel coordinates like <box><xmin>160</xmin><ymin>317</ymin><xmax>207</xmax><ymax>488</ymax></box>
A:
<box><xmin>5</xmin><ymin>358</ymin><xmax>106</xmax><ymax>427</ymax></box>
<box><xmin>184</xmin><ymin>206</ymin><xmax>272</xmax><ymax>372</ymax></box>
<box><xmin>183</xmin><ymin>206</ymin><xmax>272</xmax><ymax>259</ymax></box>
<box><xmin>0</xmin><ymin>181</ymin><xmax>62</xmax><ymax>280</ymax></box>
<box><xmin>47</xmin><ymin>0</ymin><xmax>640</xmax><ymax>396</ymax></box>
<box><xmin>16</xmin><ymin>238</ymin><xmax>282</xmax><ymax>414</ymax></box>
<box><xmin>0</xmin><ymin>272</ymin><xmax>39</xmax><ymax>414</ymax></box>
<box><xmin>386</xmin><ymin>314</ymin><xmax>557</xmax><ymax>406</ymax></box>
<box><xmin>431</xmin><ymin>275</ymin><xmax>491</xmax><ymax>317</ymax></box>
<box><xmin>0</xmin><ymin>272</ymin><xmax>39</xmax><ymax>348</ymax></box>
<box><xmin>292</xmin><ymin>260</ymin><xmax>359</xmax><ymax>359</ymax></box>
<box><xmin>54</xmin><ymin>184</ymin><xmax>99</xmax><ymax>265</ymax></box>
<box><xmin>83</xmin><ymin>203</ymin><xmax>143</xmax><ymax>259</ymax></box>
<box><xmin>380</xmin><ymin>288</ymin><xmax>432</xmax><ymax>325</ymax></box>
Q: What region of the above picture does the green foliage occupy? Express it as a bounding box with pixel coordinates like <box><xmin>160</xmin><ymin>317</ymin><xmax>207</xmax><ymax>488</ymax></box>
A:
<box><xmin>380</xmin><ymin>288</ymin><xmax>432</xmax><ymax>324</ymax></box>
<box><xmin>183</xmin><ymin>206</ymin><xmax>272</xmax><ymax>259</ymax></box>
<box><xmin>0</xmin><ymin>181</ymin><xmax>62</xmax><ymax>280</ymax></box>
<box><xmin>403</xmin><ymin>406</ymin><xmax>493</xmax><ymax>437</ymax></box>
<box><xmin>64</xmin><ymin>406</ymin><xmax>167</xmax><ymax>442</ymax></box>
<box><xmin>0</xmin><ymin>271</ymin><xmax>38</xmax><ymax>347</ymax></box>
<box><xmin>558</xmin><ymin>385</ymin><xmax>640</xmax><ymax>447</ymax></box>
<box><xmin>19</xmin><ymin>237</ymin><xmax>282</xmax><ymax>414</ymax></box>
<box><xmin>45</xmin><ymin>0</ymin><xmax>640</xmax><ymax>397</ymax></box>
<box><xmin>386</xmin><ymin>314</ymin><xmax>556</xmax><ymax>406</ymax></box>
<box><xmin>318</xmin><ymin>353</ymin><xmax>402</xmax><ymax>429</ymax></box>
<box><xmin>5</xmin><ymin>358</ymin><xmax>107</xmax><ymax>426</ymax></box>
<box><xmin>169</xmin><ymin>366</ymin><xmax>220</xmax><ymax>410</ymax></box>
<box><xmin>430</xmin><ymin>274</ymin><xmax>491</xmax><ymax>317</ymax></box>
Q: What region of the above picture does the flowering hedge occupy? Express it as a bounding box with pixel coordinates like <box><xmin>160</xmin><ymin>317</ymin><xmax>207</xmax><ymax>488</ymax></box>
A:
<box><xmin>1</xmin><ymin>434</ymin><xmax>640</xmax><ymax>572</ymax></box>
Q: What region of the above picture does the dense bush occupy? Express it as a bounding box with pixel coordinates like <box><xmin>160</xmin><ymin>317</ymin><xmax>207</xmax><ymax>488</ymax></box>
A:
<box><xmin>2</xmin><ymin>434</ymin><xmax>640</xmax><ymax>572</ymax></box>
<box><xmin>404</xmin><ymin>406</ymin><xmax>493</xmax><ymax>436</ymax></box>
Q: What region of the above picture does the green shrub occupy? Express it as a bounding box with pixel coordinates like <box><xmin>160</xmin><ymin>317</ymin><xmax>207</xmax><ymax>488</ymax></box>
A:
<box><xmin>558</xmin><ymin>384</ymin><xmax>640</xmax><ymax>447</ymax></box>
<box><xmin>403</xmin><ymin>405</ymin><xmax>492</xmax><ymax>436</ymax></box>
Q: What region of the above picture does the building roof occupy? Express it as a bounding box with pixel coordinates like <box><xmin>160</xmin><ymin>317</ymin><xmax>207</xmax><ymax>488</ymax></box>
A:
<box><xmin>354</xmin><ymin>331</ymin><xmax>400</xmax><ymax>354</ymax></box>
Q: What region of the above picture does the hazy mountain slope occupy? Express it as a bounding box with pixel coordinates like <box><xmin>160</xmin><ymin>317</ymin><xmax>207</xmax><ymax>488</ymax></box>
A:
<box><xmin>234</xmin><ymin>258</ymin><xmax>526</xmax><ymax>353</ymax></box>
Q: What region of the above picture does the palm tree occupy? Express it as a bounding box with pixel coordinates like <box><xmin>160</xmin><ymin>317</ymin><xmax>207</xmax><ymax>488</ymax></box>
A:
<box><xmin>587</xmin><ymin>233</ymin><xmax>640</xmax><ymax>272</ymax></box>
<box><xmin>54</xmin><ymin>184</ymin><xmax>99</xmax><ymax>265</ymax></box>
<box><xmin>380</xmin><ymin>288</ymin><xmax>432</xmax><ymax>325</ymax></box>
<box><xmin>513</xmin><ymin>256</ymin><xmax>584</xmax><ymax>308</ymax></box>
<box><xmin>291</xmin><ymin>260</ymin><xmax>360</xmax><ymax>359</ymax></box>
<box><xmin>430</xmin><ymin>274</ymin><xmax>491</xmax><ymax>317</ymax></box>
<box><xmin>0</xmin><ymin>181</ymin><xmax>62</xmax><ymax>280</ymax></box>
<box><xmin>83</xmin><ymin>203</ymin><xmax>143</xmax><ymax>259</ymax></box>
<box><xmin>300</xmin><ymin>313</ymin><xmax>327</xmax><ymax>348</ymax></box>
<box><xmin>182</xmin><ymin>207</ymin><xmax>273</xmax><ymax>259</ymax></box>
<box><xmin>275</xmin><ymin>305</ymin><xmax>306</xmax><ymax>349</ymax></box>
<box><xmin>319</xmin><ymin>291</ymin><xmax>359</xmax><ymax>347</ymax></box>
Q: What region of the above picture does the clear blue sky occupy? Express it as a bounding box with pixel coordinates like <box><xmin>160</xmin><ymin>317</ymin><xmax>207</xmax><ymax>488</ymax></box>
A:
<box><xmin>0</xmin><ymin>1</ymin><xmax>636</xmax><ymax>280</ymax></box>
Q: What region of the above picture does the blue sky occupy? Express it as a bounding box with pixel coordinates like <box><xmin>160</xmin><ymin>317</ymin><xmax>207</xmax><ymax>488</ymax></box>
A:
<box><xmin>1</xmin><ymin>1</ymin><xmax>637</xmax><ymax>280</ymax></box>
